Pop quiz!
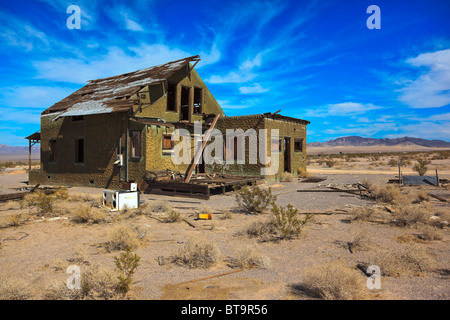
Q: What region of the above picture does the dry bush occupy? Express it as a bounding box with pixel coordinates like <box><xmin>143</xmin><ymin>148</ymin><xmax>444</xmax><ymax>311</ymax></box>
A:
<box><xmin>149</xmin><ymin>200</ymin><xmax>172</xmax><ymax>213</ymax></box>
<box><xmin>229</xmin><ymin>246</ymin><xmax>271</xmax><ymax>269</ymax></box>
<box><xmin>172</xmin><ymin>235</ymin><xmax>218</xmax><ymax>268</ymax></box>
<box><xmin>369</xmin><ymin>185</ymin><xmax>401</xmax><ymax>203</ymax></box>
<box><xmin>271</xmin><ymin>203</ymin><xmax>312</xmax><ymax>240</ymax></box>
<box><xmin>348</xmin><ymin>228</ymin><xmax>370</xmax><ymax>252</ymax></box>
<box><xmin>72</xmin><ymin>205</ymin><xmax>108</xmax><ymax>224</ymax></box>
<box><xmin>45</xmin><ymin>266</ymin><xmax>123</xmax><ymax>300</ymax></box>
<box><xmin>0</xmin><ymin>276</ymin><xmax>31</xmax><ymax>300</ymax></box>
<box><xmin>391</xmin><ymin>203</ymin><xmax>431</xmax><ymax>227</ymax></box>
<box><xmin>4</xmin><ymin>200</ymin><xmax>19</xmax><ymax>210</ymax></box>
<box><xmin>298</xmin><ymin>261</ymin><xmax>368</xmax><ymax>300</ymax></box>
<box><xmin>163</xmin><ymin>210</ymin><xmax>181</xmax><ymax>223</ymax></box>
<box><xmin>245</xmin><ymin>220</ymin><xmax>276</xmax><ymax>241</ymax></box>
<box><xmin>106</xmin><ymin>225</ymin><xmax>142</xmax><ymax>252</ymax></box>
<box><xmin>234</xmin><ymin>185</ymin><xmax>276</xmax><ymax>214</ymax></box>
<box><xmin>350</xmin><ymin>206</ymin><xmax>384</xmax><ymax>223</ymax></box>
<box><xmin>280</xmin><ymin>172</ymin><xmax>294</xmax><ymax>182</ymax></box>
<box><xmin>368</xmin><ymin>243</ymin><xmax>434</xmax><ymax>277</ymax></box>
<box><xmin>416</xmin><ymin>224</ymin><xmax>443</xmax><ymax>241</ymax></box>
<box><xmin>53</xmin><ymin>187</ymin><xmax>69</xmax><ymax>200</ymax></box>
<box><xmin>21</xmin><ymin>191</ymin><xmax>56</xmax><ymax>217</ymax></box>
<box><xmin>297</xmin><ymin>167</ymin><xmax>310</xmax><ymax>178</ymax></box>
<box><xmin>220</xmin><ymin>211</ymin><xmax>233</xmax><ymax>220</ymax></box>
<box><xmin>69</xmin><ymin>192</ymin><xmax>99</xmax><ymax>203</ymax></box>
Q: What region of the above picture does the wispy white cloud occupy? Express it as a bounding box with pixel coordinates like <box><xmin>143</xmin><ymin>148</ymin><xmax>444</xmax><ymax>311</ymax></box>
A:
<box><xmin>0</xmin><ymin>86</ymin><xmax>75</xmax><ymax>109</ymax></box>
<box><xmin>239</xmin><ymin>83</ymin><xmax>269</xmax><ymax>94</ymax></box>
<box><xmin>0</xmin><ymin>11</ymin><xmax>49</xmax><ymax>51</ymax></box>
<box><xmin>304</xmin><ymin>102</ymin><xmax>383</xmax><ymax>118</ymax></box>
<box><xmin>207</xmin><ymin>53</ymin><xmax>263</xmax><ymax>84</ymax></box>
<box><xmin>109</xmin><ymin>5</ymin><xmax>145</xmax><ymax>32</ymax></box>
<box><xmin>33</xmin><ymin>44</ymin><xmax>192</xmax><ymax>83</ymax></box>
<box><xmin>399</xmin><ymin>48</ymin><xmax>450</xmax><ymax>108</ymax></box>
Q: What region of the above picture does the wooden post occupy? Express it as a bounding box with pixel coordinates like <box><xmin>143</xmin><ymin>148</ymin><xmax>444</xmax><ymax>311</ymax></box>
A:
<box><xmin>28</xmin><ymin>139</ymin><xmax>32</xmax><ymax>172</ymax></box>
<box><xmin>436</xmin><ymin>169</ymin><xmax>439</xmax><ymax>187</ymax></box>
<box><xmin>184</xmin><ymin>114</ymin><xmax>220</xmax><ymax>183</ymax></box>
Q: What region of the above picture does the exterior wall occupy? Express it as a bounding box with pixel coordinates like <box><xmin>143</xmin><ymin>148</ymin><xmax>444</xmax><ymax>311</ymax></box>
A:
<box><xmin>212</xmin><ymin>116</ymin><xmax>307</xmax><ymax>180</ymax></box>
<box><xmin>263</xmin><ymin>118</ymin><xmax>307</xmax><ymax>179</ymax></box>
<box><xmin>30</xmin><ymin>112</ymin><xmax>127</xmax><ymax>189</ymax></box>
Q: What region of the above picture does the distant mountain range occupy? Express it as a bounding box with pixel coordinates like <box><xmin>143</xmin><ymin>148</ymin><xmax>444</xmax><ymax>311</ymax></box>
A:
<box><xmin>307</xmin><ymin>136</ymin><xmax>450</xmax><ymax>148</ymax></box>
<box><xmin>0</xmin><ymin>144</ymin><xmax>39</xmax><ymax>155</ymax></box>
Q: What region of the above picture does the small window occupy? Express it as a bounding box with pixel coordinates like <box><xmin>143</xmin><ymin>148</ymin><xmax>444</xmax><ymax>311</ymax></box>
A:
<box><xmin>162</xmin><ymin>134</ymin><xmax>174</xmax><ymax>150</ymax></box>
<box><xmin>72</xmin><ymin>116</ymin><xmax>84</xmax><ymax>121</ymax></box>
<box><xmin>130</xmin><ymin>131</ymin><xmax>142</xmax><ymax>158</ymax></box>
<box><xmin>193</xmin><ymin>87</ymin><xmax>202</xmax><ymax>114</ymax></box>
<box><xmin>167</xmin><ymin>82</ymin><xmax>177</xmax><ymax>111</ymax></box>
<box><xmin>75</xmin><ymin>138</ymin><xmax>84</xmax><ymax>163</ymax></box>
<box><xmin>49</xmin><ymin>139</ymin><xmax>57</xmax><ymax>162</ymax></box>
<box><xmin>294</xmin><ymin>139</ymin><xmax>303</xmax><ymax>152</ymax></box>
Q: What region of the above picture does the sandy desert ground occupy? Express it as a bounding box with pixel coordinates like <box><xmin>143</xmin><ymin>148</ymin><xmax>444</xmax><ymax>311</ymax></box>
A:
<box><xmin>0</xmin><ymin>151</ymin><xmax>449</xmax><ymax>300</ymax></box>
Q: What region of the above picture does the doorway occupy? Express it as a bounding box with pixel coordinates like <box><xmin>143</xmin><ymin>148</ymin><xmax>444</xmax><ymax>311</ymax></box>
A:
<box><xmin>283</xmin><ymin>137</ymin><xmax>291</xmax><ymax>172</ymax></box>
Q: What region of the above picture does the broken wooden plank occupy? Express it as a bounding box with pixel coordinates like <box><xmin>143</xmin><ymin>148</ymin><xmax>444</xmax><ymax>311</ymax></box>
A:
<box><xmin>184</xmin><ymin>113</ymin><xmax>220</xmax><ymax>183</ymax></box>
<box><xmin>174</xmin><ymin>269</ymin><xmax>244</xmax><ymax>286</ymax></box>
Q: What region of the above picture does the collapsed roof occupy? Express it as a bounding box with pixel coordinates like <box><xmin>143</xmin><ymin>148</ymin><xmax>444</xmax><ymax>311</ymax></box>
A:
<box><xmin>42</xmin><ymin>55</ymin><xmax>201</xmax><ymax>119</ymax></box>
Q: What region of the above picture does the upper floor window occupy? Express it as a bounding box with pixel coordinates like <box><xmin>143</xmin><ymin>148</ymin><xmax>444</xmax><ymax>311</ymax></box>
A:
<box><xmin>193</xmin><ymin>87</ymin><xmax>202</xmax><ymax>114</ymax></box>
<box><xmin>166</xmin><ymin>82</ymin><xmax>177</xmax><ymax>111</ymax></box>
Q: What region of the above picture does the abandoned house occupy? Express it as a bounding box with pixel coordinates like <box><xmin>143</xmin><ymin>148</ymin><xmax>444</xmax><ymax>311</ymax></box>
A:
<box><xmin>27</xmin><ymin>55</ymin><xmax>309</xmax><ymax>198</ymax></box>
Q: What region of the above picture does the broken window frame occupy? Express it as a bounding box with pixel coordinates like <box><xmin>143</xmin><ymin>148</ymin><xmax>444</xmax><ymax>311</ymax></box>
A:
<box><xmin>193</xmin><ymin>87</ymin><xmax>203</xmax><ymax>115</ymax></box>
<box><xmin>130</xmin><ymin>130</ymin><xmax>142</xmax><ymax>159</ymax></box>
<box><xmin>49</xmin><ymin>139</ymin><xmax>57</xmax><ymax>162</ymax></box>
<box><xmin>162</xmin><ymin>134</ymin><xmax>175</xmax><ymax>154</ymax></box>
<box><xmin>294</xmin><ymin>138</ymin><xmax>304</xmax><ymax>152</ymax></box>
<box><xmin>166</xmin><ymin>82</ymin><xmax>178</xmax><ymax>112</ymax></box>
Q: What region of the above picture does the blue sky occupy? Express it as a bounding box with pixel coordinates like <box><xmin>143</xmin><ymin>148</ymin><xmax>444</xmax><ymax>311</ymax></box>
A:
<box><xmin>0</xmin><ymin>0</ymin><xmax>449</xmax><ymax>146</ymax></box>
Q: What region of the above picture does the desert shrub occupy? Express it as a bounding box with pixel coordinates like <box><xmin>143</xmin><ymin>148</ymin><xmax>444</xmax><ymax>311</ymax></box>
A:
<box><xmin>45</xmin><ymin>266</ymin><xmax>123</xmax><ymax>300</ymax></box>
<box><xmin>391</xmin><ymin>203</ymin><xmax>431</xmax><ymax>227</ymax></box>
<box><xmin>298</xmin><ymin>261</ymin><xmax>367</xmax><ymax>300</ymax></box>
<box><xmin>234</xmin><ymin>185</ymin><xmax>277</xmax><ymax>214</ymax></box>
<box><xmin>280</xmin><ymin>172</ymin><xmax>294</xmax><ymax>182</ymax></box>
<box><xmin>271</xmin><ymin>203</ymin><xmax>312</xmax><ymax>240</ymax></box>
<box><xmin>325</xmin><ymin>159</ymin><xmax>335</xmax><ymax>168</ymax></box>
<box><xmin>350</xmin><ymin>206</ymin><xmax>384</xmax><ymax>223</ymax></box>
<box><xmin>297</xmin><ymin>167</ymin><xmax>310</xmax><ymax>178</ymax></box>
<box><xmin>149</xmin><ymin>200</ymin><xmax>171</xmax><ymax>213</ymax></box>
<box><xmin>172</xmin><ymin>236</ymin><xmax>218</xmax><ymax>268</ymax></box>
<box><xmin>4</xmin><ymin>200</ymin><xmax>19</xmax><ymax>210</ymax></box>
<box><xmin>106</xmin><ymin>225</ymin><xmax>142</xmax><ymax>252</ymax></box>
<box><xmin>53</xmin><ymin>187</ymin><xmax>69</xmax><ymax>200</ymax></box>
<box><xmin>245</xmin><ymin>220</ymin><xmax>277</xmax><ymax>240</ymax></box>
<box><xmin>348</xmin><ymin>228</ymin><xmax>370</xmax><ymax>252</ymax></box>
<box><xmin>369</xmin><ymin>184</ymin><xmax>401</xmax><ymax>203</ymax></box>
<box><xmin>416</xmin><ymin>224</ymin><xmax>443</xmax><ymax>241</ymax></box>
<box><xmin>0</xmin><ymin>276</ymin><xmax>31</xmax><ymax>300</ymax></box>
<box><xmin>163</xmin><ymin>210</ymin><xmax>181</xmax><ymax>223</ymax></box>
<box><xmin>72</xmin><ymin>205</ymin><xmax>108</xmax><ymax>224</ymax></box>
<box><xmin>368</xmin><ymin>243</ymin><xmax>434</xmax><ymax>277</ymax></box>
<box><xmin>114</xmin><ymin>249</ymin><xmax>141</xmax><ymax>294</ymax></box>
<box><xmin>412</xmin><ymin>158</ymin><xmax>430</xmax><ymax>176</ymax></box>
<box><xmin>229</xmin><ymin>246</ymin><xmax>271</xmax><ymax>269</ymax></box>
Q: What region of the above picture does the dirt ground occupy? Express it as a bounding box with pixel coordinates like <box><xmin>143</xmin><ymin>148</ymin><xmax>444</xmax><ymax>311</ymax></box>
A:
<box><xmin>0</xmin><ymin>161</ymin><xmax>449</xmax><ymax>300</ymax></box>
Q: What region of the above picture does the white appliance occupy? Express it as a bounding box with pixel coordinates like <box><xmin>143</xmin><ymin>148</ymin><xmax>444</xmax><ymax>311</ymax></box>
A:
<box><xmin>103</xmin><ymin>190</ymin><xmax>139</xmax><ymax>211</ymax></box>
